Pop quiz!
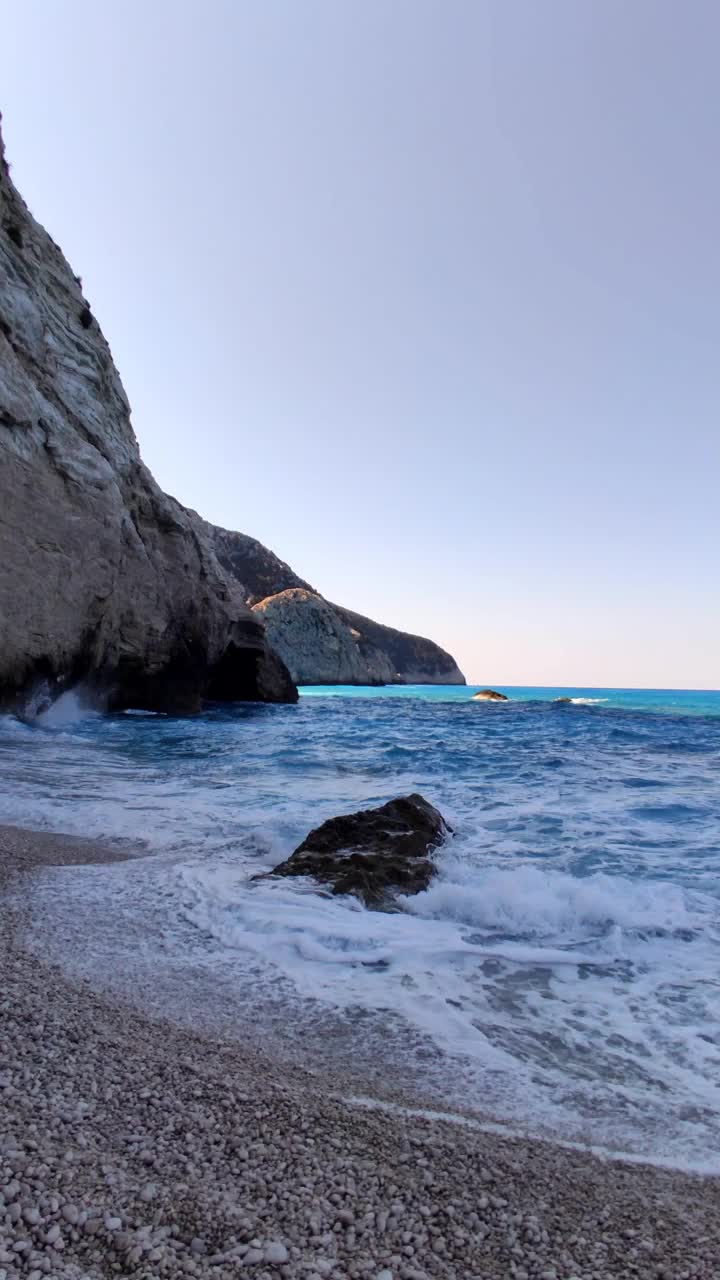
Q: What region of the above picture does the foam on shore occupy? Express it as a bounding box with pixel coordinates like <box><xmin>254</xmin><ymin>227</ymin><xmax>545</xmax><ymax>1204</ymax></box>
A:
<box><xmin>1</xmin><ymin>822</ymin><xmax>719</xmax><ymax>1280</ymax></box>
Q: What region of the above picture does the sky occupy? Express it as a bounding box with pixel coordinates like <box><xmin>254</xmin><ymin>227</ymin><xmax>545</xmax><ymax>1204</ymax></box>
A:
<box><xmin>2</xmin><ymin>0</ymin><xmax>719</xmax><ymax>688</ymax></box>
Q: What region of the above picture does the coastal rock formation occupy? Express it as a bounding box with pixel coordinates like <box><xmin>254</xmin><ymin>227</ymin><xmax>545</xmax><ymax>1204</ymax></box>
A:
<box><xmin>472</xmin><ymin>689</ymin><xmax>509</xmax><ymax>701</ymax></box>
<box><xmin>0</xmin><ymin>117</ymin><xmax>296</xmax><ymax>713</ymax></box>
<box><xmin>269</xmin><ymin>793</ymin><xmax>449</xmax><ymax>905</ymax></box>
<box><xmin>207</xmin><ymin>525</ymin><xmax>315</xmax><ymax>604</ymax></box>
<box><xmin>252</xmin><ymin>589</ymin><xmax>396</xmax><ymax>686</ymax></box>
<box><xmin>331</xmin><ymin>603</ymin><xmax>464</xmax><ymax>686</ymax></box>
<box><xmin>203</xmin><ymin>522</ymin><xmax>466</xmax><ymax>686</ymax></box>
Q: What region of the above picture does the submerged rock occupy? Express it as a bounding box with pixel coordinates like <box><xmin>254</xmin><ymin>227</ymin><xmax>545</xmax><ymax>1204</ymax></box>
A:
<box><xmin>472</xmin><ymin>689</ymin><xmax>509</xmax><ymax>701</ymax></box>
<box><xmin>554</xmin><ymin>696</ymin><xmax>573</xmax><ymax>703</ymax></box>
<box><xmin>269</xmin><ymin>793</ymin><xmax>450</xmax><ymax>906</ymax></box>
<box><xmin>0</xmin><ymin>115</ymin><xmax>296</xmax><ymax>714</ymax></box>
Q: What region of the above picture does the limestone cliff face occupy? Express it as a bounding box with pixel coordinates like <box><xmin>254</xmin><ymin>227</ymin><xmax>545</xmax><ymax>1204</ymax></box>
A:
<box><xmin>206</xmin><ymin>524</ymin><xmax>466</xmax><ymax>686</ymax></box>
<box><xmin>253</xmin><ymin>590</ymin><xmax>397</xmax><ymax>686</ymax></box>
<box><xmin>0</xmin><ymin>118</ymin><xmax>296</xmax><ymax>713</ymax></box>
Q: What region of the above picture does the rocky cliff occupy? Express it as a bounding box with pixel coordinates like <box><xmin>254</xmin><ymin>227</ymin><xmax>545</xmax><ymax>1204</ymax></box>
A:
<box><xmin>0</xmin><ymin>117</ymin><xmax>296</xmax><ymax>713</ymax></box>
<box><xmin>330</xmin><ymin>603</ymin><xmax>465</xmax><ymax>685</ymax></box>
<box><xmin>253</xmin><ymin>589</ymin><xmax>397</xmax><ymax>686</ymax></box>
<box><xmin>205</xmin><ymin>523</ymin><xmax>465</xmax><ymax>686</ymax></box>
<box><xmin>208</xmin><ymin>526</ymin><xmax>315</xmax><ymax>604</ymax></box>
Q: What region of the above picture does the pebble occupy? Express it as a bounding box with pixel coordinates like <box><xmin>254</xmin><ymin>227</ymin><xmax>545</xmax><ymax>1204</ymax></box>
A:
<box><xmin>264</xmin><ymin>1241</ymin><xmax>289</xmax><ymax>1264</ymax></box>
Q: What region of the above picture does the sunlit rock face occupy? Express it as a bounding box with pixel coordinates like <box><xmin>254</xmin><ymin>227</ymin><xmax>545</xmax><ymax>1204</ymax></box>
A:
<box><xmin>251</xmin><ymin>589</ymin><xmax>397</xmax><ymax>686</ymax></box>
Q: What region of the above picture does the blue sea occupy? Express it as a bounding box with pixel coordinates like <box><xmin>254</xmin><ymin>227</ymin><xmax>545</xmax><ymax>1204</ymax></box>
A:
<box><xmin>1</xmin><ymin>683</ymin><xmax>719</xmax><ymax>1170</ymax></box>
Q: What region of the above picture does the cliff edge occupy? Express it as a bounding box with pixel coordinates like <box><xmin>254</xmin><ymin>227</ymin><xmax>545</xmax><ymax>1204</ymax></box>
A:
<box><xmin>0</xmin><ymin>117</ymin><xmax>296</xmax><ymax>713</ymax></box>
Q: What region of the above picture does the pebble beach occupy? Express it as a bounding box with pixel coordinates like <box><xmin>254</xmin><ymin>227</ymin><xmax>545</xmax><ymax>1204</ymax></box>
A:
<box><xmin>1</xmin><ymin>825</ymin><xmax>719</xmax><ymax>1280</ymax></box>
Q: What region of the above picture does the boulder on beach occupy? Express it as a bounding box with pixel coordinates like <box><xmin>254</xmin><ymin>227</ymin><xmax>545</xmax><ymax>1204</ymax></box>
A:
<box><xmin>269</xmin><ymin>793</ymin><xmax>450</xmax><ymax>906</ymax></box>
<box><xmin>472</xmin><ymin>689</ymin><xmax>509</xmax><ymax>701</ymax></box>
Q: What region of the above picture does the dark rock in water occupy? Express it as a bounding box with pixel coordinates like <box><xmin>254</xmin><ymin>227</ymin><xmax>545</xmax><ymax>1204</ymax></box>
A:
<box><xmin>270</xmin><ymin>793</ymin><xmax>450</xmax><ymax>906</ymax></box>
<box><xmin>554</xmin><ymin>696</ymin><xmax>573</xmax><ymax>703</ymax></box>
<box><xmin>472</xmin><ymin>689</ymin><xmax>509</xmax><ymax>701</ymax></box>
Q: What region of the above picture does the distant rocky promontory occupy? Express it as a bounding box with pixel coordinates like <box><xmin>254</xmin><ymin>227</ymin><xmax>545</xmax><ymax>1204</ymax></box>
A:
<box><xmin>202</xmin><ymin>523</ymin><xmax>466</xmax><ymax>687</ymax></box>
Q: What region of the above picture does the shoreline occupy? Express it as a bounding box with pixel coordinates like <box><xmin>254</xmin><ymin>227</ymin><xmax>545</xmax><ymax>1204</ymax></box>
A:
<box><xmin>1</xmin><ymin>824</ymin><xmax>719</xmax><ymax>1279</ymax></box>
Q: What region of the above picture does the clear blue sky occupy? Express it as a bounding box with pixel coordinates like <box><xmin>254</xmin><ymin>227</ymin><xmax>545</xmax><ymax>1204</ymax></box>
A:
<box><xmin>2</xmin><ymin>1</ymin><xmax>718</xmax><ymax>687</ymax></box>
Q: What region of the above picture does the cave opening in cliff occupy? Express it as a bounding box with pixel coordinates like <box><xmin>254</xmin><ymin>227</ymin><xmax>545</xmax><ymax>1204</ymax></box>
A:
<box><xmin>205</xmin><ymin>646</ymin><xmax>265</xmax><ymax>704</ymax></box>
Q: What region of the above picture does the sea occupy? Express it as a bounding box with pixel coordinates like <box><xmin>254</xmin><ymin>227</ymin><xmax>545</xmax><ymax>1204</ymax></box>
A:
<box><xmin>1</xmin><ymin>683</ymin><xmax>719</xmax><ymax>1171</ymax></box>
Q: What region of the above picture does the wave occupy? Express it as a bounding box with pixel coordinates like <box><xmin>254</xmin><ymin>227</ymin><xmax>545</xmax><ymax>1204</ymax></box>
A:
<box><xmin>35</xmin><ymin>689</ymin><xmax>101</xmax><ymax>727</ymax></box>
<box><xmin>402</xmin><ymin>860</ymin><xmax>700</xmax><ymax>943</ymax></box>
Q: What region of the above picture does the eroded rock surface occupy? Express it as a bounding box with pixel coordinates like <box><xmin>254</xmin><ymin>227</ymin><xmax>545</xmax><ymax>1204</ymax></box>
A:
<box><xmin>0</xmin><ymin>117</ymin><xmax>296</xmax><ymax>713</ymax></box>
<box><xmin>252</xmin><ymin>589</ymin><xmax>396</xmax><ymax>686</ymax></box>
<box><xmin>472</xmin><ymin>689</ymin><xmax>509</xmax><ymax>701</ymax></box>
<box><xmin>270</xmin><ymin>793</ymin><xmax>449</xmax><ymax>905</ymax></box>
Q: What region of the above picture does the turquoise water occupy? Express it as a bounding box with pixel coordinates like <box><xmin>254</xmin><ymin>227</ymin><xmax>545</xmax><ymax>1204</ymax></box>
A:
<box><xmin>301</xmin><ymin>683</ymin><xmax>720</xmax><ymax>716</ymax></box>
<box><xmin>0</xmin><ymin>683</ymin><xmax>719</xmax><ymax>1168</ymax></box>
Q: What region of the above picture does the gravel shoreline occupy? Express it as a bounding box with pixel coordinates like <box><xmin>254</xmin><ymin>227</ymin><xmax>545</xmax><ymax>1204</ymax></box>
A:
<box><xmin>1</xmin><ymin>825</ymin><xmax>718</xmax><ymax>1280</ymax></box>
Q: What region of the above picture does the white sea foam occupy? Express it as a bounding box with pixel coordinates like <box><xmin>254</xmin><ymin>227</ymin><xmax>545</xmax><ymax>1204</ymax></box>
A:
<box><xmin>13</xmin><ymin>849</ymin><xmax>720</xmax><ymax>1169</ymax></box>
<box><xmin>152</xmin><ymin>853</ymin><xmax>718</xmax><ymax>1167</ymax></box>
<box><xmin>35</xmin><ymin>688</ymin><xmax>100</xmax><ymax>728</ymax></box>
<box><xmin>403</xmin><ymin>858</ymin><xmax>693</xmax><ymax>937</ymax></box>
